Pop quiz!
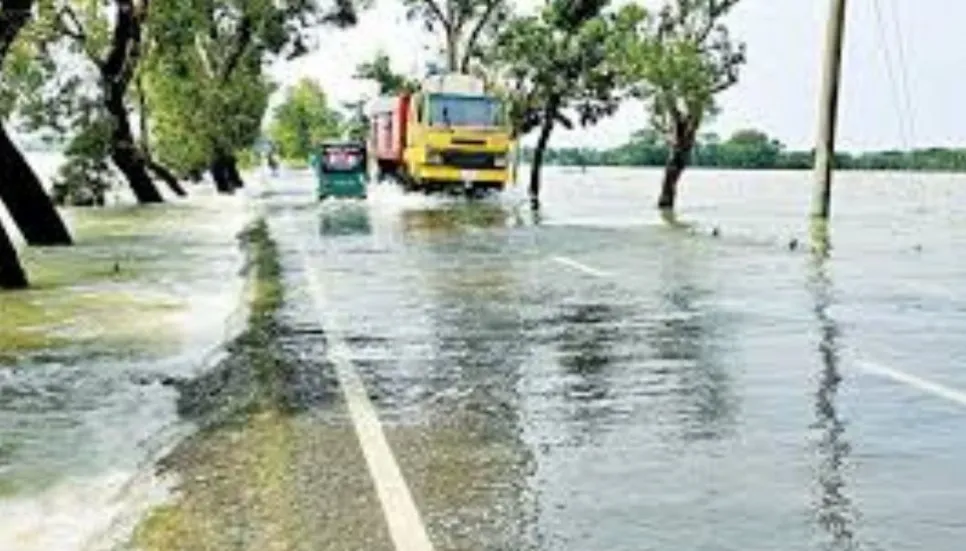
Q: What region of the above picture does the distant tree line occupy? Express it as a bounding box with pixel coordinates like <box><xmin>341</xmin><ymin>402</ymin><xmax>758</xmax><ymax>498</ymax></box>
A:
<box><xmin>522</xmin><ymin>128</ymin><xmax>966</xmax><ymax>172</ymax></box>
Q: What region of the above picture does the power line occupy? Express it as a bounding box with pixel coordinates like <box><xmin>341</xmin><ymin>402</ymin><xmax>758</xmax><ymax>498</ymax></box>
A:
<box><xmin>885</xmin><ymin>0</ymin><xmax>917</xmax><ymax>148</ymax></box>
<box><xmin>870</xmin><ymin>0</ymin><xmax>911</xmax><ymax>152</ymax></box>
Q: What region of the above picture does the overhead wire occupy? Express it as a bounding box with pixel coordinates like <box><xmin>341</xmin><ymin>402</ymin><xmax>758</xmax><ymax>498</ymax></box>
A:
<box><xmin>870</xmin><ymin>0</ymin><xmax>925</xmax><ymax>216</ymax></box>
<box><xmin>870</xmin><ymin>0</ymin><xmax>911</xmax><ymax>154</ymax></box>
<box><xmin>886</xmin><ymin>0</ymin><xmax>917</xmax><ymax>154</ymax></box>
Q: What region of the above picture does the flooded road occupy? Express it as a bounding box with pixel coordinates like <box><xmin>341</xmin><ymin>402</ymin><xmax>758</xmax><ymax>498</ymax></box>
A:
<box><xmin>4</xmin><ymin>166</ymin><xmax>966</xmax><ymax>550</ymax></box>
<box><xmin>250</xmin><ymin>167</ymin><xmax>966</xmax><ymax>551</ymax></box>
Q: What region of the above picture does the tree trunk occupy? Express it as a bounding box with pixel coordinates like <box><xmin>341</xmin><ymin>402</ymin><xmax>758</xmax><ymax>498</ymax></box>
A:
<box><xmin>445</xmin><ymin>29</ymin><xmax>458</xmax><ymax>72</ymax></box>
<box><xmin>136</xmin><ymin>71</ymin><xmax>150</xmax><ymax>157</ymax></box>
<box><xmin>225</xmin><ymin>154</ymin><xmax>244</xmax><ymax>189</ymax></box>
<box><xmin>658</xmin><ymin>129</ymin><xmax>696</xmax><ymax>211</ymax></box>
<box><xmin>0</xmin><ymin>122</ymin><xmax>73</xmax><ymax>245</ymax></box>
<box><xmin>102</xmin><ymin>0</ymin><xmax>162</xmax><ymax>204</ymax></box>
<box><xmin>529</xmin><ymin>100</ymin><xmax>559</xmax><ymax>208</ymax></box>
<box><xmin>147</xmin><ymin>159</ymin><xmax>187</xmax><ymax>196</ymax></box>
<box><xmin>107</xmin><ymin>105</ymin><xmax>163</xmax><ymax>203</ymax></box>
<box><xmin>0</xmin><ymin>0</ymin><xmax>72</xmax><ymax>246</ymax></box>
<box><xmin>209</xmin><ymin>160</ymin><xmax>233</xmax><ymax>194</ymax></box>
<box><xmin>0</xmin><ymin>220</ymin><xmax>27</xmax><ymax>290</ymax></box>
<box><xmin>210</xmin><ymin>150</ymin><xmax>243</xmax><ymax>194</ymax></box>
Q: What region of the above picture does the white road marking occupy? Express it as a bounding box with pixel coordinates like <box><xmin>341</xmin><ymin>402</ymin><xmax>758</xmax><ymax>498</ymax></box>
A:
<box><xmin>855</xmin><ymin>358</ymin><xmax>966</xmax><ymax>407</ymax></box>
<box><xmin>550</xmin><ymin>253</ymin><xmax>966</xmax><ymax>410</ymax></box>
<box><xmin>283</xmin><ymin>213</ymin><xmax>435</xmax><ymax>551</ymax></box>
<box><xmin>552</xmin><ymin>255</ymin><xmax>613</xmax><ymax>278</ymax></box>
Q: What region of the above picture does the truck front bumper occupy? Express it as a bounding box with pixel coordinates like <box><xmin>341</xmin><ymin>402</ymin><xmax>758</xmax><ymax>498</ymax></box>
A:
<box><xmin>413</xmin><ymin>165</ymin><xmax>510</xmax><ymax>186</ymax></box>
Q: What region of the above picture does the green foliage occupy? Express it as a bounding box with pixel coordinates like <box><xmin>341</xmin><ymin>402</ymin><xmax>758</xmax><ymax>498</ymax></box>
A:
<box><xmin>616</xmin><ymin>0</ymin><xmax>746</xmax><ymax>141</ymax></box>
<box><xmin>3</xmin><ymin>1</ymin><xmax>113</xmax><ymax>134</ymax></box>
<box><xmin>145</xmin><ymin>57</ymin><xmax>273</xmax><ymax>176</ymax></box>
<box><xmin>492</xmin><ymin>0</ymin><xmax>628</xmax><ymax>137</ymax></box>
<box><xmin>267</xmin><ymin>78</ymin><xmax>342</xmax><ymax>161</ymax></box>
<box><xmin>340</xmin><ymin>99</ymin><xmax>369</xmax><ymax>141</ymax></box>
<box><xmin>51</xmin><ymin>115</ymin><xmax>116</xmax><ymax>206</ymax></box>
<box><xmin>401</xmin><ymin>0</ymin><xmax>510</xmax><ymax>71</ymax></box>
<box><xmin>144</xmin><ymin>0</ymin><xmax>365</xmax><ymax>176</ymax></box>
<box><xmin>354</xmin><ymin>50</ymin><xmax>418</xmax><ymax>94</ymax></box>
<box><xmin>526</xmin><ymin>127</ymin><xmax>966</xmax><ymax>172</ymax></box>
<box><xmin>0</xmin><ymin>39</ymin><xmax>52</xmax><ymax>120</ymax></box>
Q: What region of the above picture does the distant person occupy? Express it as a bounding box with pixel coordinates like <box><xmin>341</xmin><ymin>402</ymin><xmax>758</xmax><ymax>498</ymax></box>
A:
<box><xmin>267</xmin><ymin>151</ymin><xmax>279</xmax><ymax>176</ymax></box>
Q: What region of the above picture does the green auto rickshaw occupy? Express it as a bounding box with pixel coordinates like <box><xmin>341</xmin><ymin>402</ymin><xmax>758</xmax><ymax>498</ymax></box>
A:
<box><xmin>309</xmin><ymin>140</ymin><xmax>368</xmax><ymax>201</ymax></box>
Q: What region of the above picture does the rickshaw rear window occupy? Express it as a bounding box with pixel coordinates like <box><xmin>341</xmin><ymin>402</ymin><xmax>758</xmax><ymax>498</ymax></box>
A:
<box><xmin>323</xmin><ymin>147</ymin><xmax>363</xmax><ymax>171</ymax></box>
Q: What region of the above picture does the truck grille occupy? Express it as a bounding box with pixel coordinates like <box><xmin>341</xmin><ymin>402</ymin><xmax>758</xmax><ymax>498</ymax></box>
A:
<box><xmin>440</xmin><ymin>150</ymin><xmax>497</xmax><ymax>169</ymax></box>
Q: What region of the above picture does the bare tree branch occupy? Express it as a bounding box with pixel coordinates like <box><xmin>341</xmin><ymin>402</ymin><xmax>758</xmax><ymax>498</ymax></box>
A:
<box><xmin>458</xmin><ymin>0</ymin><xmax>500</xmax><ymax>71</ymax></box>
<box><xmin>220</xmin><ymin>15</ymin><xmax>252</xmax><ymax>81</ymax></box>
<box><xmin>419</xmin><ymin>0</ymin><xmax>448</xmax><ymax>29</ymax></box>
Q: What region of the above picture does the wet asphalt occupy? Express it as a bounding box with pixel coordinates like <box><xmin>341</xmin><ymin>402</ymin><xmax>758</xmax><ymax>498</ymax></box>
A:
<box><xmin>240</xmin><ymin>167</ymin><xmax>966</xmax><ymax>551</ymax></box>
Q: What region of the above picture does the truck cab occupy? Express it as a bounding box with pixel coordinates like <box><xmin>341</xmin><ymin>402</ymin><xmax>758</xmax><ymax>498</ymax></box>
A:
<box><xmin>369</xmin><ymin>73</ymin><xmax>515</xmax><ymax>195</ymax></box>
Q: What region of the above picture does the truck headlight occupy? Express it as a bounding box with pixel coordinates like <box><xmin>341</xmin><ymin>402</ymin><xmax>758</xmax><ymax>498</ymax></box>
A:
<box><xmin>426</xmin><ymin>150</ymin><xmax>443</xmax><ymax>164</ymax></box>
<box><xmin>493</xmin><ymin>154</ymin><xmax>508</xmax><ymax>167</ymax></box>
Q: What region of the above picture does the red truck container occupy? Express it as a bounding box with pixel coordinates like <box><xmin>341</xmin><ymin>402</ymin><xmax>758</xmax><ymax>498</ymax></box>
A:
<box><xmin>369</xmin><ymin>94</ymin><xmax>410</xmax><ymax>177</ymax></box>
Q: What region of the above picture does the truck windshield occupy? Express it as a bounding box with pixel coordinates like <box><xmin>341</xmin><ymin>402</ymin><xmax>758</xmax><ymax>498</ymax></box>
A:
<box><xmin>426</xmin><ymin>94</ymin><xmax>503</xmax><ymax>127</ymax></box>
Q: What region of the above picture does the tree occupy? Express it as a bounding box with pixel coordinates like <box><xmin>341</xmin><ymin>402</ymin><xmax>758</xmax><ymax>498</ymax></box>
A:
<box><xmin>145</xmin><ymin>0</ymin><xmax>362</xmax><ymax>192</ymax></box>
<box><xmin>340</xmin><ymin>99</ymin><xmax>369</xmax><ymax>141</ymax></box>
<box><xmin>719</xmin><ymin>128</ymin><xmax>781</xmax><ymax>167</ymax></box>
<box><xmin>268</xmin><ymin>79</ymin><xmax>342</xmax><ymax>161</ymax></box>
<box><xmin>493</xmin><ymin>0</ymin><xmax>627</xmax><ymax>205</ymax></box>
<box><xmin>19</xmin><ymin>0</ymin><xmax>168</xmax><ymax>204</ymax></box>
<box><xmin>619</xmin><ymin>0</ymin><xmax>746</xmax><ymax>210</ymax></box>
<box><xmin>0</xmin><ymin>0</ymin><xmax>73</xmax><ymax>243</ymax></box>
<box><xmin>133</xmin><ymin>26</ymin><xmax>185</xmax><ymax>197</ymax></box>
<box><xmin>401</xmin><ymin>0</ymin><xmax>509</xmax><ymax>72</ymax></box>
<box><xmin>0</xmin><ymin>218</ymin><xmax>27</xmax><ymax>289</ymax></box>
<box><xmin>354</xmin><ymin>50</ymin><xmax>418</xmax><ymax>94</ymax></box>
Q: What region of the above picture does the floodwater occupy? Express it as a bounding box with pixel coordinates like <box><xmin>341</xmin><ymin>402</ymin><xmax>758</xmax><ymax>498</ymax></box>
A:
<box><xmin>0</xmin><ymin>159</ymin><xmax>253</xmax><ymax>550</ymax></box>
<box><xmin>3</xmin><ymin>164</ymin><xmax>966</xmax><ymax>550</ymax></box>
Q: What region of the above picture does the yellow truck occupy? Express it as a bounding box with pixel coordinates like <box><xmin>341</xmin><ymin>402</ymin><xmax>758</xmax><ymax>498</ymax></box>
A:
<box><xmin>369</xmin><ymin>72</ymin><xmax>515</xmax><ymax>196</ymax></box>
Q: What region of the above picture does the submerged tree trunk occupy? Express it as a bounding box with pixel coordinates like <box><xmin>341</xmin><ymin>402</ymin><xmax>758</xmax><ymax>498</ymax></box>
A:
<box><xmin>0</xmin><ymin>0</ymin><xmax>73</xmax><ymax>245</ymax></box>
<box><xmin>0</xmin><ymin>220</ymin><xmax>27</xmax><ymax>290</ymax></box>
<box><xmin>107</xmin><ymin>106</ymin><xmax>163</xmax><ymax>203</ymax></box>
<box><xmin>209</xmin><ymin>149</ymin><xmax>243</xmax><ymax>193</ymax></box>
<box><xmin>209</xmin><ymin>161</ymin><xmax>232</xmax><ymax>194</ymax></box>
<box><xmin>225</xmin><ymin>153</ymin><xmax>244</xmax><ymax>189</ymax></box>
<box><xmin>0</xmin><ymin>118</ymin><xmax>73</xmax><ymax>245</ymax></box>
<box><xmin>658</xmin><ymin>127</ymin><xmax>696</xmax><ymax>211</ymax></box>
<box><xmin>101</xmin><ymin>0</ymin><xmax>162</xmax><ymax>204</ymax></box>
<box><xmin>147</xmin><ymin>160</ymin><xmax>186</xmax><ymax>196</ymax></box>
<box><xmin>529</xmin><ymin>99</ymin><xmax>559</xmax><ymax>209</ymax></box>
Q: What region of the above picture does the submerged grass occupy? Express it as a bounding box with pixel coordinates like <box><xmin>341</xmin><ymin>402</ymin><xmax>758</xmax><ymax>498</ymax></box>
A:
<box><xmin>130</xmin><ymin>217</ymin><xmax>308</xmax><ymax>550</ymax></box>
<box><xmin>0</xmin><ymin>202</ymin><xmax>237</xmax><ymax>362</ymax></box>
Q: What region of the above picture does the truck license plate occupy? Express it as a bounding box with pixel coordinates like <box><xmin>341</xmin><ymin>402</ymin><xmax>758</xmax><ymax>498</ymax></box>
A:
<box><xmin>460</xmin><ymin>170</ymin><xmax>477</xmax><ymax>182</ymax></box>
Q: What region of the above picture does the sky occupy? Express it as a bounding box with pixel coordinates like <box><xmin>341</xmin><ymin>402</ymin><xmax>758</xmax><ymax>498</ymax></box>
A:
<box><xmin>270</xmin><ymin>0</ymin><xmax>966</xmax><ymax>152</ymax></box>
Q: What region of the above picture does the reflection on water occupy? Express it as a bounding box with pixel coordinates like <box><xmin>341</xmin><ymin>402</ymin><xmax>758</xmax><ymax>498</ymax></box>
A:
<box><xmin>555</xmin><ymin>303</ymin><xmax>621</xmax><ymax>447</ymax></box>
<box><xmin>649</xmin><ymin>247</ymin><xmax>738</xmax><ymax>442</ymax></box>
<box><xmin>391</xmin><ymin>203</ymin><xmax>538</xmax><ymax>549</ymax></box>
<box><xmin>400</xmin><ymin>201</ymin><xmax>511</xmax><ymax>238</ymax></box>
<box><xmin>807</xmin><ymin>232</ymin><xmax>861</xmax><ymax>550</ymax></box>
<box><xmin>318</xmin><ymin>203</ymin><xmax>372</xmax><ymax>237</ymax></box>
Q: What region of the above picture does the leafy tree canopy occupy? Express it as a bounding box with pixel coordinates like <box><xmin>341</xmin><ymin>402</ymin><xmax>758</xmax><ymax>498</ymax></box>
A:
<box><xmin>268</xmin><ymin>78</ymin><xmax>343</xmax><ymax>160</ymax></box>
<box><xmin>354</xmin><ymin>50</ymin><xmax>418</xmax><ymax>94</ymax></box>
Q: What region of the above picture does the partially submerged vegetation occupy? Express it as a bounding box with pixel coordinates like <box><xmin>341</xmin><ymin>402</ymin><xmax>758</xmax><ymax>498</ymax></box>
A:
<box><xmin>0</xmin><ymin>200</ymin><xmax>245</xmax><ymax>362</ymax></box>
<box><xmin>0</xmin><ymin>0</ymin><xmax>365</xmax><ymax>288</ymax></box>
<box><xmin>129</xmin><ymin>219</ymin><xmax>342</xmax><ymax>549</ymax></box>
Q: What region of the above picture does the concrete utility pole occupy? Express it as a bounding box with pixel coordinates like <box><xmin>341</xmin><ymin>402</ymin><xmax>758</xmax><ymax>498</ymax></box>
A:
<box><xmin>812</xmin><ymin>0</ymin><xmax>848</xmax><ymax>219</ymax></box>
